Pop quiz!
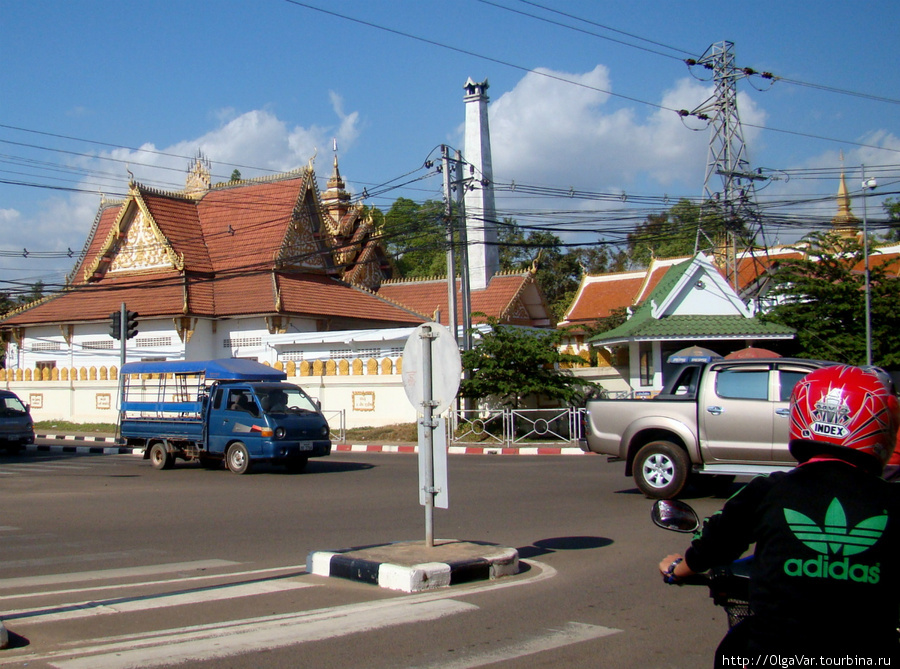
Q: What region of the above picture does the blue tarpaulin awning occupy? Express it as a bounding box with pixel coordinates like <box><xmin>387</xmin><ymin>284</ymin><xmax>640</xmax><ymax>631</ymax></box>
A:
<box><xmin>120</xmin><ymin>358</ymin><xmax>287</xmax><ymax>381</ymax></box>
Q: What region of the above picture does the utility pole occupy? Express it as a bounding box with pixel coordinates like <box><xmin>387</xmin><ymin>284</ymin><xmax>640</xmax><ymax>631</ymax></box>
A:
<box><xmin>442</xmin><ymin>146</ymin><xmax>458</xmax><ymax>346</ymax></box>
<box><xmin>440</xmin><ymin>147</ymin><xmax>474</xmax><ymax>353</ymax></box>
<box><xmin>861</xmin><ymin>166</ymin><xmax>877</xmax><ymax>366</ymax></box>
<box><xmin>455</xmin><ymin>149</ymin><xmax>473</xmax><ymax>354</ymax></box>
<box><xmin>441</xmin><ymin>147</ymin><xmax>475</xmax><ymax>417</ymax></box>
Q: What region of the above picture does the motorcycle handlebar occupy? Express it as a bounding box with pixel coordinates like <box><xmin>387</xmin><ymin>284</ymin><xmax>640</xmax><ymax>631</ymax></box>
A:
<box><xmin>668</xmin><ymin>573</ymin><xmax>710</xmax><ymax>587</ymax></box>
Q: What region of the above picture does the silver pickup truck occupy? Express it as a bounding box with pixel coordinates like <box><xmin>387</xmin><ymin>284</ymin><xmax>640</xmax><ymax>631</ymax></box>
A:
<box><xmin>581</xmin><ymin>358</ymin><xmax>833</xmax><ymax>498</ymax></box>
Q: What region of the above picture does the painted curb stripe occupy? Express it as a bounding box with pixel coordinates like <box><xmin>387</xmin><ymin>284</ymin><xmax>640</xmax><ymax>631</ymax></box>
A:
<box><xmin>32</xmin><ymin>437</ymin><xmax>588</xmax><ymax>456</ymax></box>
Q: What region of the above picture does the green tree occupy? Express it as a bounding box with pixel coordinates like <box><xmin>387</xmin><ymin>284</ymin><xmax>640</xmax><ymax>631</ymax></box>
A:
<box><xmin>759</xmin><ymin>231</ymin><xmax>900</xmax><ymax>366</ymax></box>
<box><xmin>381</xmin><ymin>198</ymin><xmax>448</xmax><ymax>278</ymax></box>
<box><xmin>460</xmin><ymin>317</ymin><xmax>594</xmax><ymax>408</ymax></box>
<box><xmin>19</xmin><ymin>281</ymin><xmax>44</xmax><ymax>306</ymax></box>
<box><xmin>883</xmin><ymin>197</ymin><xmax>900</xmax><ymax>241</ymax></box>
<box><xmin>0</xmin><ymin>292</ymin><xmax>15</xmax><ymax>315</ymax></box>
<box><xmin>497</xmin><ymin>220</ymin><xmax>626</xmax><ymax>321</ymax></box>
<box><xmin>626</xmin><ymin>198</ymin><xmax>744</xmax><ymax>267</ymax></box>
<box><xmin>230</xmin><ymin>169</ymin><xmax>242</xmax><ymax>182</ymax></box>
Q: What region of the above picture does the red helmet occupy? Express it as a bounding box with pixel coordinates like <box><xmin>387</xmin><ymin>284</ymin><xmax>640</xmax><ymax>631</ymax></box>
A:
<box><xmin>789</xmin><ymin>365</ymin><xmax>899</xmax><ymax>468</ymax></box>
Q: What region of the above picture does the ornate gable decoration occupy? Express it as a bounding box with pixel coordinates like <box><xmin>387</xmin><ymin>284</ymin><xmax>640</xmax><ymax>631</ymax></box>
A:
<box><xmin>84</xmin><ymin>185</ymin><xmax>184</xmax><ymax>282</ymax></box>
<box><xmin>505</xmin><ymin>296</ymin><xmax>531</xmax><ymax>323</ymax></box>
<box><xmin>276</xmin><ymin>175</ymin><xmax>330</xmax><ymax>272</ymax></box>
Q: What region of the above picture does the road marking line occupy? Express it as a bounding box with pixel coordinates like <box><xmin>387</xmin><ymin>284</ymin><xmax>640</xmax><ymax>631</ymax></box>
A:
<box><xmin>409</xmin><ymin>621</ymin><xmax>622</xmax><ymax>669</ymax></box>
<box><xmin>0</xmin><ymin>465</ymin><xmax>70</xmax><ymax>472</ymax></box>
<box><xmin>5</xmin><ymin>579</ymin><xmax>315</xmax><ymax>623</ymax></box>
<box><xmin>0</xmin><ymin>549</ymin><xmax>167</xmax><ymax>571</ymax></box>
<box><xmin>49</xmin><ymin>599</ymin><xmax>479</xmax><ymax>669</ymax></box>
<box><xmin>3</xmin><ymin>564</ymin><xmax>303</xmax><ymax>601</ymax></box>
<box><xmin>0</xmin><ymin>559</ymin><xmax>238</xmax><ymax>590</ymax></box>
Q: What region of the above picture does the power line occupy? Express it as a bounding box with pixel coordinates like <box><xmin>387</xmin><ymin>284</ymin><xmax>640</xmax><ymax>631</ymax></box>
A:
<box><xmin>282</xmin><ymin>0</ymin><xmax>675</xmax><ymax>114</ymax></box>
<box><xmin>501</xmin><ymin>1</ymin><xmax>900</xmax><ymax>107</ymax></box>
<box><xmin>477</xmin><ymin>0</ymin><xmax>694</xmax><ymax>62</ymax></box>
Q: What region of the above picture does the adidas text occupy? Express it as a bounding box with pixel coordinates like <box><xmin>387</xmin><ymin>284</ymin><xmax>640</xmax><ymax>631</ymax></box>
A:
<box><xmin>784</xmin><ymin>556</ymin><xmax>879</xmax><ymax>583</ymax></box>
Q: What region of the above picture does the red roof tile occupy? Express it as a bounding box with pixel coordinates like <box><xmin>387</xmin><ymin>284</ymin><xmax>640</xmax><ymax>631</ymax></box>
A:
<box><xmin>378</xmin><ymin>272</ymin><xmax>546</xmax><ymax>326</ymax></box>
<box><xmin>2</xmin><ymin>272</ymin><xmax>187</xmax><ymax>325</ymax></box>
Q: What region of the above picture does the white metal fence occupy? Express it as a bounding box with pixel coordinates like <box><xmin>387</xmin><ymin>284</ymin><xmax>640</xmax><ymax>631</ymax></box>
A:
<box><xmin>450</xmin><ymin>407</ymin><xmax>584</xmax><ymax>448</ymax></box>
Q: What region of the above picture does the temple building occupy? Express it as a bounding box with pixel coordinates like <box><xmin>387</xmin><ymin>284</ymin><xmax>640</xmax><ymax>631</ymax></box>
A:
<box><xmin>1</xmin><ymin>153</ymin><xmax>551</xmax><ymax>373</ymax></box>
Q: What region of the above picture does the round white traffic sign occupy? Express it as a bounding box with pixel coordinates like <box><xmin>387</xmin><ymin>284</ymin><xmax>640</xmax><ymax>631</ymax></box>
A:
<box><xmin>401</xmin><ymin>322</ymin><xmax>462</xmax><ymax>415</ymax></box>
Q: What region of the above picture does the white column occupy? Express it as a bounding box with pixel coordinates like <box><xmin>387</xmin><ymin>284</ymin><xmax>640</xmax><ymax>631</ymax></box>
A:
<box><xmin>463</xmin><ymin>78</ymin><xmax>499</xmax><ymax>291</ymax></box>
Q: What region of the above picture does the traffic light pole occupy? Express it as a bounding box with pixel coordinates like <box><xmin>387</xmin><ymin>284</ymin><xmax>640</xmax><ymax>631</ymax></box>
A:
<box><xmin>116</xmin><ymin>302</ymin><xmax>127</xmax><ymax>443</ymax></box>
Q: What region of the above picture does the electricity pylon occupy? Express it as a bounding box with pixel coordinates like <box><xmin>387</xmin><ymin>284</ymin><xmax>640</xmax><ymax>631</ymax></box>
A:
<box><xmin>687</xmin><ymin>40</ymin><xmax>770</xmax><ymax>299</ymax></box>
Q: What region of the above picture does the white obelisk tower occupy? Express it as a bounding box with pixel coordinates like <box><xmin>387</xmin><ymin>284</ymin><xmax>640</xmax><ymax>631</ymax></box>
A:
<box><xmin>463</xmin><ymin>78</ymin><xmax>499</xmax><ymax>291</ymax></box>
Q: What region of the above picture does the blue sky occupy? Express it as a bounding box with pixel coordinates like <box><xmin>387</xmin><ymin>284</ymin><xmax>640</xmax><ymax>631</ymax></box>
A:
<box><xmin>2</xmin><ymin>0</ymin><xmax>899</xmax><ymax>294</ymax></box>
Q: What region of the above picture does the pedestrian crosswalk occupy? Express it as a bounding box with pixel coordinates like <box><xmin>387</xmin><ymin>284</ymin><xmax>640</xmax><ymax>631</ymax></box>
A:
<box><xmin>2</xmin><ymin>562</ymin><xmax>316</xmax><ymax>624</ymax></box>
<box><xmin>0</xmin><ymin>457</ymin><xmax>116</xmax><ymax>476</ymax></box>
<box><xmin>0</xmin><ymin>555</ymin><xmax>323</xmax><ymax>668</ymax></box>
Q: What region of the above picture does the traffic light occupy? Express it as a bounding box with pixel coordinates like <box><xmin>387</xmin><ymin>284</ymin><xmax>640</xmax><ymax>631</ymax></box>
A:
<box><xmin>125</xmin><ymin>310</ymin><xmax>139</xmax><ymax>340</ymax></box>
<box><xmin>109</xmin><ymin>311</ymin><xmax>121</xmax><ymax>340</ymax></box>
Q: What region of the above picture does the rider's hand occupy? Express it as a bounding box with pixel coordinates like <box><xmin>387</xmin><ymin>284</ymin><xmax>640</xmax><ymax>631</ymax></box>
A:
<box><xmin>659</xmin><ymin>552</ymin><xmax>693</xmax><ymax>584</ymax></box>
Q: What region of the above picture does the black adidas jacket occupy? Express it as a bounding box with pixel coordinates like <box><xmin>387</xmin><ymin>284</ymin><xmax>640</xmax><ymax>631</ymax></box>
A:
<box><xmin>685</xmin><ymin>459</ymin><xmax>900</xmax><ymax>656</ymax></box>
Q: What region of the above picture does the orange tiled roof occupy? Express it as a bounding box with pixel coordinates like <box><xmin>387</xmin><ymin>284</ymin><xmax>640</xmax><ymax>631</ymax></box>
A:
<box><xmin>560</xmin><ymin>256</ymin><xmax>691</xmax><ymax>327</ymax></box>
<box><xmin>2</xmin><ymin>272</ymin><xmax>187</xmax><ymax>324</ymax></box>
<box><xmin>378</xmin><ymin>272</ymin><xmax>549</xmax><ymax>327</ymax></box>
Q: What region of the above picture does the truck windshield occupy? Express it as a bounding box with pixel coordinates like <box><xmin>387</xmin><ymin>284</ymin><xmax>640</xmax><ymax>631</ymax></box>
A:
<box><xmin>257</xmin><ymin>387</ymin><xmax>319</xmax><ymax>415</ymax></box>
<box><xmin>0</xmin><ymin>396</ymin><xmax>27</xmax><ymax>415</ymax></box>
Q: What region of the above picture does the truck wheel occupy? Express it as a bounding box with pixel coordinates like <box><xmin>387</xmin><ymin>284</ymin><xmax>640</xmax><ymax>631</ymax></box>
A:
<box><xmin>633</xmin><ymin>441</ymin><xmax>689</xmax><ymax>499</ymax></box>
<box><xmin>149</xmin><ymin>442</ymin><xmax>174</xmax><ymax>470</ymax></box>
<box><xmin>226</xmin><ymin>442</ymin><xmax>252</xmax><ymax>475</ymax></box>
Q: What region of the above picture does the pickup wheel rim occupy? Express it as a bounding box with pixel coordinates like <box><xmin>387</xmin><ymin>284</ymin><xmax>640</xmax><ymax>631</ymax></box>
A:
<box><xmin>643</xmin><ymin>453</ymin><xmax>675</xmax><ymax>487</ymax></box>
<box><xmin>634</xmin><ymin>441</ymin><xmax>689</xmax><ymax>499</ymax></box>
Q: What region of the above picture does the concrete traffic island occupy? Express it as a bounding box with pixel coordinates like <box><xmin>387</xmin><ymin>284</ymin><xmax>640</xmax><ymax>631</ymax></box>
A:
<box><xmin>307</xmin><ymin>539</ymin><xmax>519</xmax><ymax>593</ymax></box>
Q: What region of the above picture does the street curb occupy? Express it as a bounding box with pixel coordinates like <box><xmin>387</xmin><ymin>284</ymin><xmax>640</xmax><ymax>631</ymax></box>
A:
<box><xmin>307</xmin><ymin>541</ymin><xmax>519</xmax><ymax>593</ymax></box>
<box><xmin>31</xmin><ymin>436</ymin><xmax>588</xmax><ymax>457</ymax></box>
<box><xmin>29</xmin><ymin>438</ymin><xmax>140</xmax><ymax>456</ymax></box>
<box><xmin>334</xmin><ymin>443</ymin><xmax>586</xmax><ymax>455</ymax></box>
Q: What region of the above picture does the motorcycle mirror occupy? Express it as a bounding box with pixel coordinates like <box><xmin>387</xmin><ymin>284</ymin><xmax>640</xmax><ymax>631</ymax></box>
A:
<box><xmin>651</xmin><ymin>499</ymin><xmax>700</xmax><ymax>533</ymax></box>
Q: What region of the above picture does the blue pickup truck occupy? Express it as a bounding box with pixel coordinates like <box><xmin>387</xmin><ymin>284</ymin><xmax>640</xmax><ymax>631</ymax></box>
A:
<box><xmin>119</xmin><ymin>359</ymin><xmax>331</xmax><ymax>474</ymax></box>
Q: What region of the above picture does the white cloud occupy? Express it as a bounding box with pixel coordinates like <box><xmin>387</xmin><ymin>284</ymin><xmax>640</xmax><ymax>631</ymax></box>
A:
<box><xmin>4</xmin><ymin>105</ymin><xmax>362</xmax><ymax>283</ymax></box>
<box><xmin>97</xmin><ymin>105</ymin><xmax>362</xmax><ymax>189</ymax></box>
<box><xmin>0</xmin><ymin>209</ymin><xmax>21</xmax><ymax>225</ymax></box>
<box><xmin>486</xmin><ymin>66</ymin><xmax>769</xmax><ymax>199</ymax></box>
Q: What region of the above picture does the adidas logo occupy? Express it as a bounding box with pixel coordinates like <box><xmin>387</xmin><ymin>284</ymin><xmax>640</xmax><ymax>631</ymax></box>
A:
<box><xmin>782</xmin><ymin>497</ymin><xmax>885</xmax><ymax>584</ymax></box>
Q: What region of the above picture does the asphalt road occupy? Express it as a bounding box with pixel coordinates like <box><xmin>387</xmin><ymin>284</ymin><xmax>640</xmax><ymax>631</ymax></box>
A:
<box><xmin>0</xmin><ymin>444</ymin><xmax>735</xmax><ymax>668</ymax></box>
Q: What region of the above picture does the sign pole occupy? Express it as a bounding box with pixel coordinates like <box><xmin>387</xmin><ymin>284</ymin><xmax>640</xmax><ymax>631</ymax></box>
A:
<box><xmin>401</xmin><ymin>321</ymin><xmax>460</xmax><ymax>549</ymax></box>
<box><xmin>420</xmin><ymin>324</ymin><xmax>436</xmax><ymax>548</ymax></box>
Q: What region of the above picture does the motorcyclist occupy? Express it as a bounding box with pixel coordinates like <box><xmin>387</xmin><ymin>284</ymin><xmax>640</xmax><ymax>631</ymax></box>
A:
<box><xmin>658</xmin><ymin>364</ymin><xmax>900</xmax><ymax>664</ymax></box>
